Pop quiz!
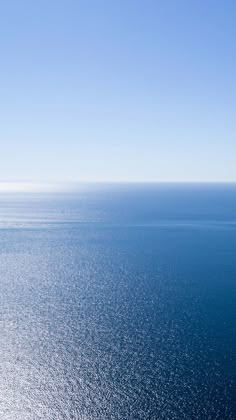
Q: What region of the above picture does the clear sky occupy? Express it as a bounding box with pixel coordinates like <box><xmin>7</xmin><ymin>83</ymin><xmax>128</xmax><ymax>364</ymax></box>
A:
<box><xmin>0</xmin><ymin>0</ymin><xmax>236</xmax><ymax>184</ymax></box>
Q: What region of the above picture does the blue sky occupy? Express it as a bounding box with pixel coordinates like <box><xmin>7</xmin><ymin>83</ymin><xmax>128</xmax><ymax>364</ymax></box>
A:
<box><xmin>0</xmin><ymin>0</ymin><xmax>236</xmax><ymax>183</ymax></box>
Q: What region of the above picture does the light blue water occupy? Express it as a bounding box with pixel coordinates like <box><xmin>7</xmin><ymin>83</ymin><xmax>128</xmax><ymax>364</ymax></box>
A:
<box><xmin>0</xmin><ymin>184</ymin><xmax>235</xmax><ymax>419</ymax></box>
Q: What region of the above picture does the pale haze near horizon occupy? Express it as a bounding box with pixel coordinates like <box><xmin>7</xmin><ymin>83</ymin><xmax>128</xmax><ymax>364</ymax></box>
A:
<box><xmin>0</xmin><ymin>0</ymin><xmax>236</xmax><ymax>186</ymax></box>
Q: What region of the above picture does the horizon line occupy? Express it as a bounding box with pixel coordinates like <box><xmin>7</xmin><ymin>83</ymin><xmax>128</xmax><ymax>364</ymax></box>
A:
<box><xmin>0</xmin><ymin>180</ymin><xmax>236</xmax><ymax>193</ymax></box>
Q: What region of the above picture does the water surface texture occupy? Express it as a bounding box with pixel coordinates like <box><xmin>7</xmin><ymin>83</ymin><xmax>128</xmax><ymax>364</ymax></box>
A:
<box><xmin>0</xmin><ymin>184</ymin><xmax>235</xmax><ymax>419</ymax></box>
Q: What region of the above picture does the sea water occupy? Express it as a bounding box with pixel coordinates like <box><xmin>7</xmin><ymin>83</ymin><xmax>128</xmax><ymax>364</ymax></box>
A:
<box><xmin>0</xmin><ymin>184</ymin><xmax>235</xmax><ymax>419</ymax></box>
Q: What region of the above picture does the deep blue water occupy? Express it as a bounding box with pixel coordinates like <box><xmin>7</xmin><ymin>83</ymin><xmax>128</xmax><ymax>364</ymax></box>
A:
<box><xmin>0</xmin><ymin>184</ymin><xmax>235</xmax><ymax>419</ymax></box>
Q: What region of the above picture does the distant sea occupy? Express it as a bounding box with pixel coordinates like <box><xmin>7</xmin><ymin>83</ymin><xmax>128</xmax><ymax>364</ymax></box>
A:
<box><xmin>0</xmin><ymin>184</ymin><xmax>235</xmax><ymax>419</ymax></box>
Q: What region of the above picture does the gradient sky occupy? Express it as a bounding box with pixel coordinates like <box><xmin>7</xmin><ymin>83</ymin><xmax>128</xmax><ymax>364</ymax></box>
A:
<box><xmin>0</xmin><ymin>0</ymin><xmax>236</xmax><ymax>183</ymax></box>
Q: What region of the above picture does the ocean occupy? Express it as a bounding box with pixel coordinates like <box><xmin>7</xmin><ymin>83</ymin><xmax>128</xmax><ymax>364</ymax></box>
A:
<box><xmin>0</xmin><ymin>184</ymin><xmax>235</xmax><ymax>419</ymax></box>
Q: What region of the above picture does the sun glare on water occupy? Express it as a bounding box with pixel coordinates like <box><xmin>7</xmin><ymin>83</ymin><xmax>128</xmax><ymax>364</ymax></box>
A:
<box><xmin>0</xmin><ymin>182</ymin><xmax>57</xmax><ymax>193</ymax></box>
